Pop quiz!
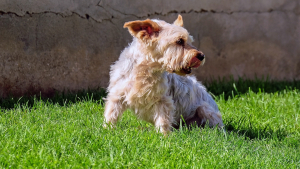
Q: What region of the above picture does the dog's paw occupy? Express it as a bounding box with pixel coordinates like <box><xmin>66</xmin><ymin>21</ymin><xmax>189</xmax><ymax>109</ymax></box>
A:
<box><xmin>102</xmin><ymin>121</ymin><xmax>116</xmax><ymax>129</ymax></box>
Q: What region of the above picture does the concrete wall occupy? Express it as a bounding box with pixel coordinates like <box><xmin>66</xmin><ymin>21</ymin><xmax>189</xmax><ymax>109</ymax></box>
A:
<box><xmin>0</xmin><ymin>0</ymin><xmax>300</xmax><ymax>97</ymax></box>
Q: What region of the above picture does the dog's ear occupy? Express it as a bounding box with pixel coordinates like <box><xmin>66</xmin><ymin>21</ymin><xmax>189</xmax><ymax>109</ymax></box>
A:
<box><xmin>173</xmin><ymin>15</ymin><xmax>183</xmax><ymax>27</ymax></box>
<box><xmin>124</xmin><ymin>19</ymin><xmax>160</xmax><ymax>40</ymax></box>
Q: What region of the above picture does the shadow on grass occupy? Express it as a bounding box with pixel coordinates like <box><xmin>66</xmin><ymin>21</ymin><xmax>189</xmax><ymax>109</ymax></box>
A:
<box><xmin>224</xmin><ymin>121</ymin><xmax>299</xmax><ymax>147</ymax></box>
<box><xmin>205</xmin><ymin>76</ymin><xmax>300</xmax><ymax>100</ymax></box>
<box><xmin>225</xmin><ymin>119</ymin><xmax>285</xmax><ymax>140</ymax></box>
<box><xmin>0</xmin><ymin>88</ymin><xmax>107</xmax><ymax>109</ymax></box>
<box><xmin>179</xmin><ymin>119</ymin><xmax>299</xmax><ymax>146</ymax></box>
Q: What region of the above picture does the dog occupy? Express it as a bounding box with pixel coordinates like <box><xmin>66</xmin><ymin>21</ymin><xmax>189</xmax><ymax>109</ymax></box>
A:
<box><xmin>104</xmin><ymin>15</ymin><xmax>224</xmax><ymax>135</ymax></box>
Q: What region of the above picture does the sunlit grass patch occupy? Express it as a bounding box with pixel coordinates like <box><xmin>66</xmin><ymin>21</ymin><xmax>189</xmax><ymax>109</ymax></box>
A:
<box><xmin>0</xmin><ymin>80</ymin><xmax>299</xmax><ymax>168</ymax></box>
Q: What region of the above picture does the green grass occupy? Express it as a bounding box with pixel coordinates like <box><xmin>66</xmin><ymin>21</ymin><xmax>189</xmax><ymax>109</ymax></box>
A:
<box><xmin>0</xmin><ymin>79</ymin><xmax>300</xmax><ymax>168</ymax></box>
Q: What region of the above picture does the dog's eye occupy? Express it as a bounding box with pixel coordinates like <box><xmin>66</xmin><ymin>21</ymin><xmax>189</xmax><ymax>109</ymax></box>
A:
<box><xmin>176</xmin><ymin>38</ymin><xmax>184</xmax><ymax>46</ymax></box>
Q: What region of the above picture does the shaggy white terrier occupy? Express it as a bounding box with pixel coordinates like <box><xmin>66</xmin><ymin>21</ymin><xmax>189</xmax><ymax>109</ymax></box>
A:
<box><xmin>104</xmin><ymin>15</ymin><xmax>224</xmax><ymax>135</ymax></box>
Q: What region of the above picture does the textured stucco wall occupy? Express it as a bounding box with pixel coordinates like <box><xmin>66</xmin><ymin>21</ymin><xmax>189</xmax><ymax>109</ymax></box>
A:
<box><xmin>0</xmin><ymin>0</ymin><xmax>300</xmax><ymax>97</ymax></box>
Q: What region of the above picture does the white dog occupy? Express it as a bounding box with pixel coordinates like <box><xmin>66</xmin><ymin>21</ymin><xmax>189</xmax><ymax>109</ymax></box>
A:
<box><xmin>104</xmin><ymin>15</ymin><xmax>224</xmax><ymax>135</ymax></box>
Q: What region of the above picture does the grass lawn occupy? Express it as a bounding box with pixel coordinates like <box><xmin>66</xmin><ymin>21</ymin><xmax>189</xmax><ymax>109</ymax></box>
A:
<box><xmin>0</xmin><ymin>79</ymin><xmax>300</xmax><ymax>168</ymax></box>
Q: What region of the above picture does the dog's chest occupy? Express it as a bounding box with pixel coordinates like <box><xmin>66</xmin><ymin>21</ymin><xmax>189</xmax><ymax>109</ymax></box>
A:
<box><xmin>125</xmin><ymin>72</ymin><xmax>169</xmax><ymax>108</ymax></box>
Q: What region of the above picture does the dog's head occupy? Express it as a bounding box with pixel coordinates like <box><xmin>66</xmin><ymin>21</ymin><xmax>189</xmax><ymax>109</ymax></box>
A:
<box><xmin>124</xmin><ymin>15</ymin><xmax>205</xmax><ymax>75</ymax></box>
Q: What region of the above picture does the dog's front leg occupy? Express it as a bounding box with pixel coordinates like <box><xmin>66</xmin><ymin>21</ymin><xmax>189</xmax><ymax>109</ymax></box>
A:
<box><xmin>103</xmin><ymin>96</ymin><xmax>125</xmax><ymax>128</ymax></box>
<box><xmin>155</xmin><ymin>114</ymin><xmax>172</xmax><ymax>135</ymax></box>
<box><xmin>153</xmin><ymin>97</ymin><xmax>175</xmax><ymax>135</ymax></box>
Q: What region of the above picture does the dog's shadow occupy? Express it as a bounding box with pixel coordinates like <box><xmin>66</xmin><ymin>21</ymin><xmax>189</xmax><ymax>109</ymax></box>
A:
<box><xmin>221</xmin><ymin>121</ymin><xmax>299</xmax><ymax>148</ymax></box>
<box><xmin>224</xmin><ymin>122</ymin><xmax>286</xmax><ymax>140</ymax></box>
<box><xmin>176</xmin><ymin>119</ymin><xmax>299</xmax><ymax>147</ymax></box>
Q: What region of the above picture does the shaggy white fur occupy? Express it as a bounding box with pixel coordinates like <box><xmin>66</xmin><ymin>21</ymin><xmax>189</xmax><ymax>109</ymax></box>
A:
<box><xmin>104</xmin><ymin>15</ymin><xmax>224</xmax><ymax>135</ymax></box>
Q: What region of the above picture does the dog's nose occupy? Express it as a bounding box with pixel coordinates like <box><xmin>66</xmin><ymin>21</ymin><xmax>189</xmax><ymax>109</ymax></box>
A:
<box><xmin>196</xmin><ymin>53</ymin><xmax>205</xmax><ymax>61</ymax></box>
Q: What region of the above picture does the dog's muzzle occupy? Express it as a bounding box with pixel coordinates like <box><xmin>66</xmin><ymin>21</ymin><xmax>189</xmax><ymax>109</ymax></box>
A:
<box><xmin>177</xmin><ymin>53</ymin><xmax>205</xmax><ymax>75</ymax></box>
<box><xmin>196</xmin><ymin>53</ymin><xmax>205</xmax><ymax>61</ymax></box>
